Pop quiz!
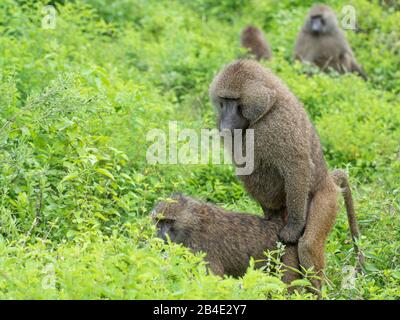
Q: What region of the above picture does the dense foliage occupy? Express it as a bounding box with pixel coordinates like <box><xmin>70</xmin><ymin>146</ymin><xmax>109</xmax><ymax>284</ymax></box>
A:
<box><xmin>0</xmin><ymin>0</ymin><xmax>399</xmax><ymax>299</ymax></box>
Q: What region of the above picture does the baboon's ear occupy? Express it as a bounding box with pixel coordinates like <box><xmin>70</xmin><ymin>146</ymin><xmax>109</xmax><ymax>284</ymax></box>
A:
<box><xmin>197</xmin><ymin>207</ymin><xmax>211</xmax><ymax>224</ymax></box>
<box><xmin>242</xmin><ymin>81</ymin><xmax>277</xmax><ymax>124</ymax></box>
<box><xmin>169</xmin><ymin>192</ymin><xmax>187</xmax><ymax>203</ymax></box>
<box><xmin>177</xmin><ymin>193</ymin><xmax>188</xmax><ymax>204</ymax></box>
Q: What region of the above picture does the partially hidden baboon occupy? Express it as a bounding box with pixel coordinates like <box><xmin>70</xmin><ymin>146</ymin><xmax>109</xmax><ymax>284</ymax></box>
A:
<box><xmin>209</xmin><ymin>59</ymin><xmax>364</xmax><ymax>294</ymax></box>
<box><xmin>151</xmin><ymin>193</ymin><xmax>300</xmax><ymax>284</ymax></box>
<box><xmin>294</xmin><ymin>4</ymin><xmax>367</xmax><ymax>79</ymax></box>
<box><xmin>240</xmin><ymin>25</ymin><xmax>272</xmax><ymax>61</ymax></box>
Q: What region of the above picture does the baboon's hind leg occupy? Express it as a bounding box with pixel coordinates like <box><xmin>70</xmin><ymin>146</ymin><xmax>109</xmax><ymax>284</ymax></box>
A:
<box><xmin>298</xmin><ymin>176</ymin><xmax>339</xmax><ymax>296</ymax></box>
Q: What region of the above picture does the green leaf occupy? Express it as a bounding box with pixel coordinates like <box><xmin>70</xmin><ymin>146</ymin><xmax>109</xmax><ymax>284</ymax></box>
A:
<box><xmin>96</xmin><ymin>168</ymin><xmax>115</xmax><ymax>181</ymax></box>
<box><xmin>94</xmin><ymin>212</ymin><xmax>109</xmax><ymax>221</ymax></box>
<box><xmin>60</xmin><ymin>173</ymin><xmax>79</xmax><ymax>183</ymax></box>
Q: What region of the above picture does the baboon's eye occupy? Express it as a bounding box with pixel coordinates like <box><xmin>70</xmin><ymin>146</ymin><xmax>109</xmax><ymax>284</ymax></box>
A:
<box><xmin>160</xmin><ymin>218</ymin><xmax>174</xmax><ymax>225</ymax></box>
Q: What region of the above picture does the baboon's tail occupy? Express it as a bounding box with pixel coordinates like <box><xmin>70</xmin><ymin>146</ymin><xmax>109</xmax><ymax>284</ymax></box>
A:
<box><xmin>331</xmin><ymin>169</ymin><xmax>365</xmax><ymax>270</ymax></box>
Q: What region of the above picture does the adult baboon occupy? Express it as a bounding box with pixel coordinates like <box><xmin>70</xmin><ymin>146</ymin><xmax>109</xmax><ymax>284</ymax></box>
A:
<box><xmin>209</xmin><ymin>59</ymin><xmax>363</xmax><ymax>294</ymax></box>
<box><xmin>240</xmin><ymin>25</ymin><xmax>272</xmax><ymax>61</ymax></box>
<box><xmin>151</xmin><ymin>194</ymin><xmax>300</xmax><ymax>284</ymax></box>
<box><xmin>294</xmin><ymin>4</ymin><xmax>367</xmax><ymax>79</ymax></box>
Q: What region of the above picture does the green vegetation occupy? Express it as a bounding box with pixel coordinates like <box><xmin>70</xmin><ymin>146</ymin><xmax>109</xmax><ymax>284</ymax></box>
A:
<box><xmin>0</xmin><ymin>0</ymin><xmax>399</xmax><ymax>299</ymax></box>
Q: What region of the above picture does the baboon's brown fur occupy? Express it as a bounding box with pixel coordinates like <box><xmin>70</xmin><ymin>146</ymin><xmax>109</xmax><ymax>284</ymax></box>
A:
<box><xmin>209</xmin><ymin>59</ymin><xmax>363</xmax><ymax>295</ymax></box>
<box><xmin>294</xmin><ymin>4</ymin><xmax>367</xmax><ymax>79</ymax></box>
<box><xmin>151</xmin><ymin>194</ymin><xmax>300</xmax><ymax>284</ymax></box>
<box><xmin>240</xmin><ymin>25</ymin><xmax>272</xmax><ymax>61</ymax></box>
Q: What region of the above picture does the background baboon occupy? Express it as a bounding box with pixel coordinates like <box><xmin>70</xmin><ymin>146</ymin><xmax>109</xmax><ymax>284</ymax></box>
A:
<box><xmin>240</xmin><ymin>25</ymin><xmax>272</xmax><ymax>61</ymax></box>
<box><xmin>151</xmin><ymin>193</ymin><xmax>300</xmax><ymax>284</ymax></box>
<box><xmin>209</xmin><ymin>59</ymin><xmax>363</xmax><ymax>293</ymax></box>
<box><xmin>294</xmin><ymin>4</ymin><xmax>367</xmax><ymax>79</ymax></box>
<box><xmin>379</xmin><ymin>0</ymin><xmax>399</xmax><ymax>9</ymax></box>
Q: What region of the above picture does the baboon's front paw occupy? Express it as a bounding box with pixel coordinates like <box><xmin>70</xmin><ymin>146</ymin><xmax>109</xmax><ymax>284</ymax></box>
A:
<box><xmin>278</xmin><ymin>225</ymin><xmax>302</xmax><ymax>244</ymax></box>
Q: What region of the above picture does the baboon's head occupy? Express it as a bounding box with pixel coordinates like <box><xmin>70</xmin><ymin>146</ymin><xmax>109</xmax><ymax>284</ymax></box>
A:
<box><xmin>304</xmin><ymin>4</ymin><xmax>339</xmax><ymax>36</ymax></box>
<box><xmin>151</xmin><ymin>194</ymin><xmax>202</xmax><ymax>244</ymax></box>
<box><xmin>241</xmin><ymin>25</ymin><xmax>262</xmax><ymax>40</ymax></box>
<box><xmin>209</xmin><ymin>59</ymin><xmax>277</xmax><ymax>132</ymax></box>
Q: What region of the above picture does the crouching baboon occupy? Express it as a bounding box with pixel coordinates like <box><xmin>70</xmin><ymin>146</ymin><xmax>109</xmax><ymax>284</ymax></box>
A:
<box><xmin>294</xmin><ymin>4</ymin><xmax>367</xmax><ymax>79</ymax></box>
<box><xmin>209</xmin><ymin>59</ymin><xmax>364</xmax><ymax>295</ymax></box>
<box><xmin>151</xmin><ymin>194</ymin><xmax>300</xmax><ymax>284</ymax></box>
<box><xmin>240</xmin><ymin>25</ymin><xmax>272</xmax><ymax>61</ymax></box>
